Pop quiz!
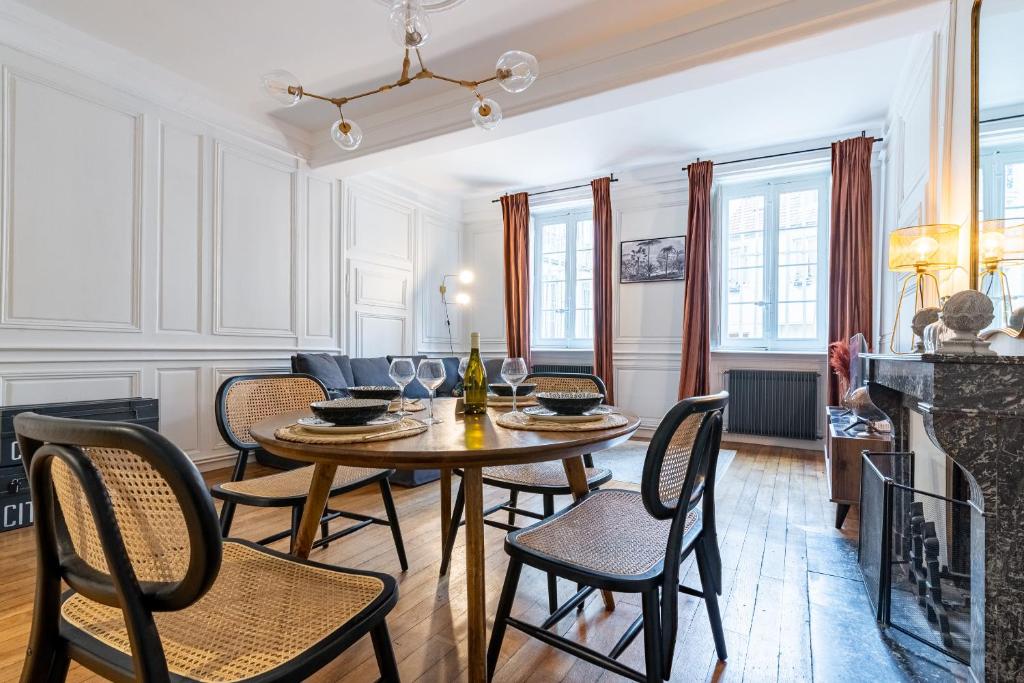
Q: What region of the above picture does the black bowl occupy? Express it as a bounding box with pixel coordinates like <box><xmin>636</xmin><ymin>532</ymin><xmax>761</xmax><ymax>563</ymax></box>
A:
<box><xmin>489</xmin><ymin>383</ymin><xmax>537</xmax><ymax>397</ymax></box>
<box><xmin>310</xmin><ymin>398</ymin><xmax>390</xmax><ymax>425</ymax></box>
<box><xmin>347</xmin><ymin>385</ymin><xmax>402</xmax><ymax>401</ymax></box>
<box><xmin>534</xmin><ymin>391</ymin><xmax>604</xmax><ymax>415</ymax></box>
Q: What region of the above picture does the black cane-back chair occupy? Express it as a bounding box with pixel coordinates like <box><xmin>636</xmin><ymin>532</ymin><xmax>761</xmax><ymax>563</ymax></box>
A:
<box><xmin>439</xmin><ymin>373</ymin><xmax>612</xmax><ymax>614</ymax></box>
<box><xmin>212</xmin><ymin>373</ymin><xmax>407</xmax><ymax>569</ymax></box>
<box><xmin>14</xmin><ymin>412</ymin><xmax>400</xmax><ymax>683</ymax></box>
<box><xmin>487</xmin><ymin>392</ymin><xmax>729</xmax><ymax>682</ymax></box>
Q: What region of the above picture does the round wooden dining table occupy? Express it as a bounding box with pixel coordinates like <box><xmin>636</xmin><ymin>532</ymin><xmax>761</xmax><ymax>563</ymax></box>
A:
<box><xmin>250</xmin><ymin>398</ymin><xmax>640</xmax><ymax>683</ymax></box>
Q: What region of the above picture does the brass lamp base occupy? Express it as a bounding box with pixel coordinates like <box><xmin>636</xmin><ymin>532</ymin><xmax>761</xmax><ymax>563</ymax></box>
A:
<box><xmin>889</xmin><ymin>269</ymin><xmax>940</xmax><ymax>354</ymax></box>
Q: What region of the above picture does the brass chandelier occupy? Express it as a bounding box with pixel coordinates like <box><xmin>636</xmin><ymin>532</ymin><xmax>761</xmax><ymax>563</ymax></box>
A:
<box><xmin>262</xmin><ymin>0</ymin><xmax>539</xmax><ymax>151</ymax></box>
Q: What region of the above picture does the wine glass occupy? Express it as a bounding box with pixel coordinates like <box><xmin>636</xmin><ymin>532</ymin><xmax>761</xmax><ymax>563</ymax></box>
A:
<box><xmin>388</xmin><ymin>358</ymin><xmax>416</xmax><ymax>416</ymax></box>
<box><xmin>417</xmin><ymin>358</ymin><xmax>447</xmax><ymax>424</ymax></box>
<box><xmin>501</xmin><ymin>357</ymin><xmax>528</xmax><ymax>414</ymax></box>
<box><xmin>457</xmin><ymin>357</ymin><xmax>470</xmax><ymax>397</ymax></box>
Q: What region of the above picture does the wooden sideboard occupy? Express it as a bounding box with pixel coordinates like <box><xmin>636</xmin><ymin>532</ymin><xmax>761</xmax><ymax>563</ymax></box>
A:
<box><xmin>823</xmin><ymin>406</ymin><xmax>892</xmax><ymax>529</ymax></box>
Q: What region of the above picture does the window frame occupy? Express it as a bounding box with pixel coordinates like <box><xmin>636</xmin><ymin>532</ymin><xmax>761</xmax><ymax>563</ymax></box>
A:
<box><xmin>715</xmin><ymin>173</ymin><xmax>830</xmax><ymax>352</ymax></box>
<box><xmin>530</xmin><ymin>206</ymin><xmax>595</xmax><ymax>350</ymax></box>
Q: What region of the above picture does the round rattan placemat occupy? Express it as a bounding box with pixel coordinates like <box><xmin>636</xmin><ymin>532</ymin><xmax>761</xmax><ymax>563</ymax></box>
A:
<box><xmin>274</xmin><ymin>417</ymin><xmax>427</xmax><ymax>444</ymax></box>
<box><xmin>495</xmin><ymin>411</ymin><xmax>628</xmax><ymax>432</ymax></box>
<box><xmin>388</xmin><ymin>400</ymin><xmax>425</xmax><ymax>413</ymax></box>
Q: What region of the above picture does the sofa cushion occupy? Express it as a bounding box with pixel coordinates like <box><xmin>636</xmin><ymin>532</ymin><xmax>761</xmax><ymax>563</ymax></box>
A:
<box><xmin>350</xmin><ymin>356</ymin><xmax>401</xmax><ymax>390</ymax></box>
<box><xmin>293</xmin><ymin>353</ymin><xmax>349</xmax><ymax>393</ymax></box>
<box><xmin>334</xmin><ymin>355</ymin><xmax>355</xmax><ymax>387</ymax></box>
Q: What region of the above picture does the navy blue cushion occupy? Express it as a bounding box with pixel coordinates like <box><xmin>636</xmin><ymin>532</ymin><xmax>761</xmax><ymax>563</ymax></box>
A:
<box><xmin>385</xmin><ymin>355</ymin><xmax>429</xmax><ymax>398</ymax></box>
<box><xmin>350</xmin><ymin>356</ymin><xmax>400</xmax><ymax>389</ymax></box>
<box><xmin>334</xmin><ymin>355</ymin><xmax>355</xmax><ymax>387</ymax></box>
<box><xmin>293</xmin><ymin>353</ymin><xmax>348</xmax><ymax>393</ymax></box>
<box><xmin>484</xmin><ymin>358</ymin><xmax>505</xmax><ymax>385</ymax></box>
<box><xmin>438</xmin><ymin>357</ymin><xmax>461</xmax><ymax>396</ymax></box>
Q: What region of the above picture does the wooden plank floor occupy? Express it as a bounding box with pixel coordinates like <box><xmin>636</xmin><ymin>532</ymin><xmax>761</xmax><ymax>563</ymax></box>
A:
<box><xmin>0</xmin><ymin>443</ymin><xmax>967</xmax><ymax>682</ymax></box>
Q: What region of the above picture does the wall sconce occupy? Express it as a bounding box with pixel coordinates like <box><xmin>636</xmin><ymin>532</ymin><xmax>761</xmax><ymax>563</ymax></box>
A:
<box><xmin>887</xmin><ymin>224</ymin><xmax>960</xmax><ymax>353</ymax></box>
<box><xmin>440</xmin><ymin>270</ymin><xmax>474</xmax><ymax>353</ymax></box>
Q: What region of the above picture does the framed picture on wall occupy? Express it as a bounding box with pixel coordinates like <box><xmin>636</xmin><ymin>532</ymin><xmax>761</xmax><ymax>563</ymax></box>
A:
<box><xmin>620</xmin><ymin>236</ymin><xmax>686</xmax><ymax>283</ymax></box>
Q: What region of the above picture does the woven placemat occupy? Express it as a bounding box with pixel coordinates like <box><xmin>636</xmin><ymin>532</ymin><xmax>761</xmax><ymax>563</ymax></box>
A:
<box><xmin>274</xmin><ymin>417</ymin><xmax>427</xmax><ymax>445</ymax></box>
<box><xmin>389</xmin><ymin>400</ymin><xmax>425</xmax><ymax>413</ymax></box>
<box><xmin>496</xmin><ymin>411</ymin><xmax>628</xmax><ymax>432</ymax></box>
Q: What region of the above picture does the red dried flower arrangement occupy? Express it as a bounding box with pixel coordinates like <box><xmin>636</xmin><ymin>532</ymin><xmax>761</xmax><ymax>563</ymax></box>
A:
<box><xmin>829</xmin><ymin>339</ymin><xmax>852</xmax><ymax>398</ymax></box>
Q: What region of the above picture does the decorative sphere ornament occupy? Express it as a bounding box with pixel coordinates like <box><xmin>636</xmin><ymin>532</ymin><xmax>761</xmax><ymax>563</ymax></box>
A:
<box><xmin>936</xmin><ymin>290</ymin><xmax>996</xmax><ymax>355</ymax></box>
<box><xmin>911</xmin><ymin>307</ymin><xmax>941</xmax><ymax>352</ymax></box>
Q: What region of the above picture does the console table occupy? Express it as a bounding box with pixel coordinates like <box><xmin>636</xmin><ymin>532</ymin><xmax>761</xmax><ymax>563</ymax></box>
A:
<box><xmin>866</xmin><ymin>353</ymin><xmax>1024</xmax><ymax>682</ymax></box>
<box><xmin>823</xmin><ymin>406</ymin><xmax>892</xmax><ymax>529</ymax></box>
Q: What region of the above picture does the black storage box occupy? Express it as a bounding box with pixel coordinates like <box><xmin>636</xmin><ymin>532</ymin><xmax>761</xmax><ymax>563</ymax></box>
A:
<box><xmin>0</xmin><ymin>397</ymin><xmax>159</xmax><ymax>532</ymax></box>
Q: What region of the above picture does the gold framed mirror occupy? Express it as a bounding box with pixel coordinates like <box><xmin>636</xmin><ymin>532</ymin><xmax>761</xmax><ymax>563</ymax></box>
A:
<box><xmin>974</xmin><ymin>0</ymin><xmax>1024</xmax><ymax>338</ymax></box>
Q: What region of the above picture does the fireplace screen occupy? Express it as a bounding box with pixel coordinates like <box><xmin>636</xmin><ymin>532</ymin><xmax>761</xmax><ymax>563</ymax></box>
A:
<box><xmin>858</xmin><ymin>451</ymin><xmax>982</xmax><ymax>665</ymax></box>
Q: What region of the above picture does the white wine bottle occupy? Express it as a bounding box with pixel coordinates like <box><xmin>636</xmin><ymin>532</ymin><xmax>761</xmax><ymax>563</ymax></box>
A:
<box><xmin>463</xmin><ymin>332</ymin><xmax>488</xmax><ymax>415</ymax></box>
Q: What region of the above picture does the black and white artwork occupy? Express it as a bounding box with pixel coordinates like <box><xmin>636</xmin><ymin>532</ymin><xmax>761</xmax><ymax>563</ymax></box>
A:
<box><xmin>620</xmin><ymin>236</ymin><xmax>686</xmax><ymax>283</ymax></box>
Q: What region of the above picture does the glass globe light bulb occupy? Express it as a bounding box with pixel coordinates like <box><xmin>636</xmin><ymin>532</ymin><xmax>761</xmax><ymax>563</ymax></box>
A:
<box><xmin>330</xmin><ymin>118</ymin><xmax>363</xmax><ymax>151</ymax></box>
<box><xmin>495</xmin><ymin>50</ymin><xmax>539</xmax><ymax>93</ymax></box>
<box><xmin>458</xmin><ymin>269</ymin><xmax>475</xmax><ymax>284</ymax></box>
<box><xmin>454</xmin><ymin>292</ymin><xmax>471</xmax><ymax>305</ymax></box>
<box><xmin>262</xmin><ymin>69</ymin><xmax>303</xmax><ymax>107</ymax></box>
<box><xmin>389</xmin><ymin>0</ymin><xmax>431</xmax><ymax>48</ymax></box>
<box><xmin>471</xmin><ymin>98</ymin><xmax>502</xmax><ymax>130</ymax></box>
<box><xmin>911</xmin><ymin>235</ymin><xmax>940</xmax><ymax>264</ymax></box>
<box><xmin>981</xmin><ymin>231</ymin><xmax>1006</xmax><ymax>264</ymax></box>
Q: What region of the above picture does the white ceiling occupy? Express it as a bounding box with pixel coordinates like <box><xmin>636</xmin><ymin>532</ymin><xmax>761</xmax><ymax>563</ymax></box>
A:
<box><xmin>13</xmin><ymin>0</ymin><xmax>734</xmax><ymax>126</ymax></box>
<box><xmin>366</xmin><ymin>31</ymin><xmax>919</xmax><ymax>196</ymax></box>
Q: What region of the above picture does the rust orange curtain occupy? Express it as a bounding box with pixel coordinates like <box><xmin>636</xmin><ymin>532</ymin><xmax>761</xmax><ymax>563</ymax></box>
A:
<box><xmin>591</xmin><ymin>177</ymin><xmax>615</xmax><ymax>404</ymax></box>
<box><xmin>501</xmin><ymin>192</ymin><xmax>531</xmax><ymax>365</ymax></box>
<box><xmin>828</xmin><ymin>137</ymin><xmax>875</xmax><ymax>405</ymax></box>
<box><xmin>679</xmin><ymin>160</ymin><xmax>714</xmax><ymax>400</ymax></box>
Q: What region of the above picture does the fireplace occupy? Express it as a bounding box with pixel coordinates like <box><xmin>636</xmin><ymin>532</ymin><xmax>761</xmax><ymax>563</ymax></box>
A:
<box><xmin>859</xmin><ymin>450</ymin><xmax>982</xmax><ymax>665</ymax></box>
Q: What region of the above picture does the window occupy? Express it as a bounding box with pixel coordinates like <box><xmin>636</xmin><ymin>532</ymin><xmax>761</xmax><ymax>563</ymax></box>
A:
<box><xmin>532</xmin><ymin>208</ymin><xmax>594</xmax><ymax>348</ymax></box>
<box><xmin>717</xmin><ymin>174</ymin><xmax>829</xmax><ymax>350</ymax></box>
<box><xmin>980</xmin><ymin>143</ymin><xmax>1024</xmax><ymax>317</ymax></box>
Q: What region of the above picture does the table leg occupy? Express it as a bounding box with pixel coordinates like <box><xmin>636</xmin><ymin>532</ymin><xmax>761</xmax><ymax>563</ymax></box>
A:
<box><xmin>291</xmin><ymin>463</ymin><xmax>337</xmax><ymax>559</ymax></box>
<box><xmin>562</xmin><ymin>456</ymin><xmax>616</xmax><ymax>611</ymax></box>
<box><xmin>440</xmin><ymin>467</ymin><xmax>452</xmax><ymax>550</ymax></box>
<box><xmin>463</xmin><ymin>466</ymin><xmax>487</xmax><ymax>683</ymax></box>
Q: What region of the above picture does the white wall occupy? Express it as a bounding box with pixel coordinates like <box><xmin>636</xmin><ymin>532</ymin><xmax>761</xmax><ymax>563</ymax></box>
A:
<box><xmin>462</xmin><ymin>159</ymin><xmax>838</xmax><ymax>446</ymax></box>
<box><xmin>0</xmin><ymin>16</ymin><xmax>461</xmax><ymax>470</ymax></box>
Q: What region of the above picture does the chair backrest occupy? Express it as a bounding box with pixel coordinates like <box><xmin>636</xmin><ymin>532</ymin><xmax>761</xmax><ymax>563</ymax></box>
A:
<box><xmin>641</xmin><ymin>391</ymin><xmax>728</xmax><ymax>521</ymax></box>
<box><xmin>15</xmin><ymin>413</ymin><xmax>222</xmax><ymax>609</ymax></box>
<box><xmin>216</xmin><ymin>373</ymin><xmax>328</xmax><ymax>451</ymax></box>
<box><xmin>640</xmin><ymin>392</ymin><xmax>728</xmax><ymax>674</ymax></box>
<box><xmin>526</xmin><ymin>372</ymin><xmax>607</xmax><ymax>397</ymax></box>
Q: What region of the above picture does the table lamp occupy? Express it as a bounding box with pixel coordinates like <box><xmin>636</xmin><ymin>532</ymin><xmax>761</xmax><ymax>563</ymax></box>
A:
<box><xmin>979</xmin><ymin>218</ymin><xmax>1024</xmax><ymax>326</ymax></box>
<box><xmin>888</xmin><ymin>223</ymin><xmax>959</xmax><ymax>352</ymax></box>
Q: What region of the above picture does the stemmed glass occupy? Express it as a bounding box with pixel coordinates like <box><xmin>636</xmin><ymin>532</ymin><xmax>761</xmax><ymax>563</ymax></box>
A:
<box><xmin>417</xmin><ymin>358</ymin><xmax>447</xmax><ymax>424</ymax></box>
<box><xmin>501</xmin><ymin>357</ymin><xmax>528</xmax><ymax>415</ymax></box>
<box><xmin>388</xmin><ymin>358</ymin><xmax>416</xmax><ymax>416</ymax></box>
<box><xmin>458</xmin><ymin>357</ymin><xmax>469</xmax><ymax>382</ymax></box>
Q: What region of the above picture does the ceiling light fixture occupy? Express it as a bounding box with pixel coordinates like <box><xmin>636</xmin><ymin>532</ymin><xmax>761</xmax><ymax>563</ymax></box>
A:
<box><xmin>262</xmin><ymin>0</ymin><xmax>538</xmax><ymax>152</ymax></box>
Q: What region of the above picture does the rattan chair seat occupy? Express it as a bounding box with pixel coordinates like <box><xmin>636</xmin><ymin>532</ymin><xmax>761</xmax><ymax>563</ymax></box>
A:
<box><xmin>215</xmin><ymin>464</ymin><xmax>389</xmax><ymax>501</ymax></box>
<box><xmin>480</xmin><ymin>461</ymin><xmax>611</xmax><ymax>490</ymax></box>
<box><xmin>510</xmin><ymin>489</ymin><xmax>698</xmax><ymax>578</ymax></box>
<box><xmin>60</xmin><ymin>541</ymin><xmax>389</xmax><ymax>683</ymax></box>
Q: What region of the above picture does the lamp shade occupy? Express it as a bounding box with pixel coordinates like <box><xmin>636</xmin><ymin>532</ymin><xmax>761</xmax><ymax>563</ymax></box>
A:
<box><xmin>888</xmin><ymin>224</ymin><xmax>960</xmax><ymax>272</ymax></box>
<box><xmin>979</xmin><ymin>218</ymin><xmax>1024</xmax><ymax>267</ymax></box>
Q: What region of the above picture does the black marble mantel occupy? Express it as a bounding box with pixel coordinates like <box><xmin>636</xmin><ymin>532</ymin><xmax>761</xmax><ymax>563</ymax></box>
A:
<box><xmin>866</xmin><ymin>353</ymin><xmax>1024</xmax><ymax>682</ymax></box>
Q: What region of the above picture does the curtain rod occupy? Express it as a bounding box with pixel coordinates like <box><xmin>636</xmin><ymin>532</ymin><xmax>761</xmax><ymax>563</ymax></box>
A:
<box><xmin>682</xmin><ymin>133</ymin><xmax>884</xmax><ymax>170</ymax></box>
<box><xmin>491</xmin><ymin>174</ymin><xmax>617</xmax><ymax>204</ymax></box>
<box><xmin>981</xmin><ymin>113</ymin><xmax>1024</xmax><ymax>125</ymax></box>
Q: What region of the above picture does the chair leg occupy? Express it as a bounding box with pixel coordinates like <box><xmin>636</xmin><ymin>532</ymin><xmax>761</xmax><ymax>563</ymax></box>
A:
<box><xmin>542</xmin><ymin>495</ymin><xmax>559</xmax><ymax>614</ymax></box>
<box><xmin>641</xmin><ymin>589</ymin><xmax>662</xmax><ymax>683</ymax></box>
<box><xmin>507</xmin><ymin>489</ymin><xmax>519</xmax><ymax>526</ymax></box>
<box><xmin>486</xmin><ymin>558</ymin><xmax>523</xmax><ymax>682</ymax></box>
<box><xmin>697</xmin><ymin>543</ymin><xmax>728</xmax><ymax>661</ymax></box>
<box><xmin>370</xmin><ymin>621</ymin><xmax>401</xmax><ymax>682</ymax></box>
<box><xmin>320</xmin><ymin>517</ymin><xmax>330</xmax><ymax>548</ymax></box>
<box><xmin>218</xmin><ymin>449</ymin><xmax>249</xmax><ymax>536</ymax></box>
<box><xmin>289</xmin><ymin>504</ymin><xmax>304</xmax><ymax>550</ymax></box>
<box><xmin>379</xmin><ymin>479</ymin><xmax>408</xmax><ymax>572</ymax></box>
<box><xmin>439</xmin><ymin>479</ymin><xmax>465</xmax><ymax>576</ymax></box>
<box><xmin>583</xmin><ymin>453</ymin><xmax>595</xmax><ymax>468</ymax></box>
<box><xmin>20</xmin><ymin>619</ymin><xmax>69</xmax><ymax>683</ymax></box>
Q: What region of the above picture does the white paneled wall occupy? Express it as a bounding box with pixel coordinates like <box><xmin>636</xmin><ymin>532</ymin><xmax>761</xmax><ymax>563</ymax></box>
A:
<box><xmin>0</xmin><ymin>33</ymin><xmax>462</xmax><ymax>470</ymax></box>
